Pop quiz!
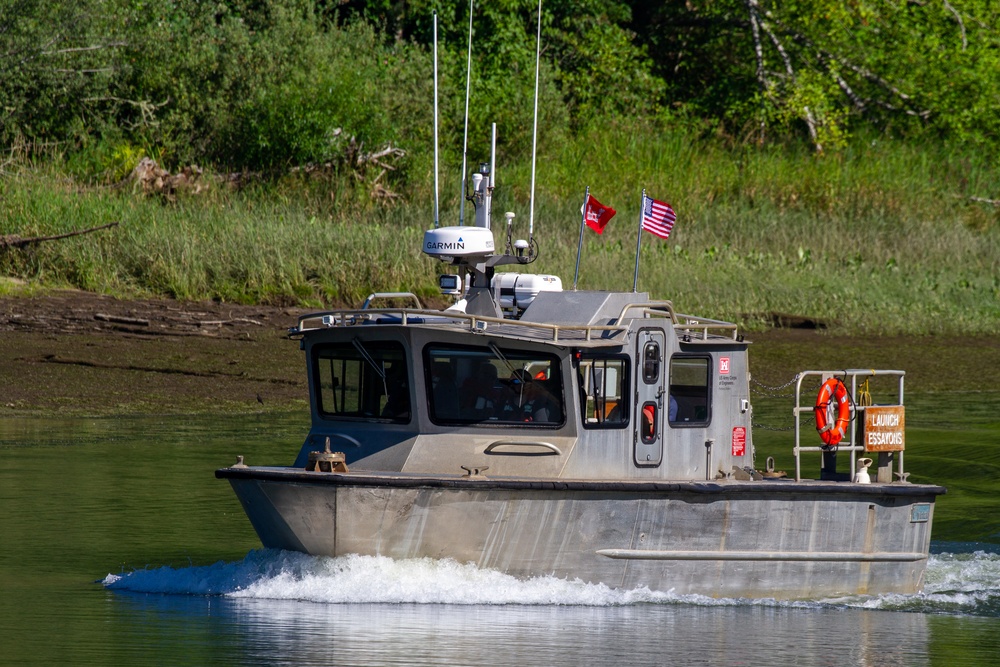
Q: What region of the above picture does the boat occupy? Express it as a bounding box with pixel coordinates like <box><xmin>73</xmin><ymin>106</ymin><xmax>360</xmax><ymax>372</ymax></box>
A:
<box><xmin>216</xmin><ymin>8</ymin><xmax>944</xmax><ymax>601</ymax></box>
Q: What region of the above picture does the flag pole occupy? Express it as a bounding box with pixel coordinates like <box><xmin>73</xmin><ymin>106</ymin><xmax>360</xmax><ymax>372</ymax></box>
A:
<box><xmin>633</xmin><ymin>189</ymin><xmax>645</xmax><ymax>292</ymax></box>
<box><xmin>573</xmin><ymin>186</ymin><xmax>590</xmax><ymax>290</ymax></box>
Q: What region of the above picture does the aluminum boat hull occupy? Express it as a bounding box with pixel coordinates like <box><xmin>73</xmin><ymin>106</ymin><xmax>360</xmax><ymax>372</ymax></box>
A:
<box><xmin>219</xmin><ymin>466</ymin><xmax>942</xmax><ymax>600</ymax></box>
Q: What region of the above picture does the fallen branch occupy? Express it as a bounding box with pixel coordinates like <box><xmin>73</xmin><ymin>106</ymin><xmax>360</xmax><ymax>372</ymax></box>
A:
<box><xmin>197</xmin><ymin>317</ymin><xmax>263</xmax><ymax>327</ymax></box>
<box><xmin>94</xmin><ymin>313</ymin><xmax>150</xmax><ymax>326</ymax></box>
<box><xmin>0</xmin><ymin>222</ymin><xmax>119</xmax><ymax>250</ymax></box>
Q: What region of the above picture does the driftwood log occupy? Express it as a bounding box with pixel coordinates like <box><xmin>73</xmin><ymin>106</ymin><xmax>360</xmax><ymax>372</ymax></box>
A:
<box><xmin>0</xmin><ymin>222</ymin><xmax>119</xmax><ymax>251</ymax></box>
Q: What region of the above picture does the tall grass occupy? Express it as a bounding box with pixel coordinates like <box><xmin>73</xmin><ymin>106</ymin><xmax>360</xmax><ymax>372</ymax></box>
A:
<box><xmin>1</xmin><ymin>126</ymin><xmax>998</xmax><ymax>334</ymax></box>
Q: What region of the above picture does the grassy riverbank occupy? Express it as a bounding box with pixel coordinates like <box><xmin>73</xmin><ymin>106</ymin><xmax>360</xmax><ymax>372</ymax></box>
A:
<box><xmin>2</xmin><ymin>129</ymin><xmax>998</xmax><ymax>335</ymax></box>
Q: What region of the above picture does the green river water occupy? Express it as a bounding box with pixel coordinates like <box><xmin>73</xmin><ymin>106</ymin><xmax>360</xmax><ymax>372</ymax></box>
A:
<box><xmin>1</xmin><ymin>396</ymin><xmax>999</xmax><ymax>666</ymax></box>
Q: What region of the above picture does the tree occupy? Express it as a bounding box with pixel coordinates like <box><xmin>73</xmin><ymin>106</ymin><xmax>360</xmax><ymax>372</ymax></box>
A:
<box><xmin>0</xmin><ymin>0</ymin><xmax>129</xmax><ymax>145</ymax></box>
<box><xmin>632</xmin><ymin>0</ymin><xmax>1000</xmax><ymax>149</ymax></box>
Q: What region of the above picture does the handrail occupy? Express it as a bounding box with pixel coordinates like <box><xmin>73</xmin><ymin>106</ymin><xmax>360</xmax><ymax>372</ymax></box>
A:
<box><xmin>293</xmin><ymin>307</ymin><xmax>629</xmax><ymax>343</ymax></box>
<box><xmin>674</xmin><ymin>314</ymin><xmax>740</xmax><ymax>340</ymax></box>
<box><xmin>793</xmin><ymin>369</ymin><xmax>906</xmax><ymax>482</ymax></box>
<box><xmin>614</xmin><ymin>301</ymin><xmax>678</xmax><ymax>324</ymax></box>
<box><xmin>484</xmin><ymin>441</ymin><xmax>562</xmax><ymax>456</ymax></box>
<box><xmin>362</xmin><ymin>292</ymin><xmax>423</xmax><ymax>309</ymax></box>
<box><xmin>610</xmin><ymin>301</ymin><xmax>738</xmax><ymax>339</ymax></box>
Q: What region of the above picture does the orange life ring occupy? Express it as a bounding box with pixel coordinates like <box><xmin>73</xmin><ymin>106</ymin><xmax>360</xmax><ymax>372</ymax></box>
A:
<box><xmin>814</xmin><ymin>378</ymin><xmax>850</xmax><ymax>446</ymax></box>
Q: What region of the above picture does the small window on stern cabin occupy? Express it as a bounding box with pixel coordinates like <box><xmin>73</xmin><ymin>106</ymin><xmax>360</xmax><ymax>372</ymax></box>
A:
<box><xmin>668</xmin><ymin>356</ymin><xmax>710</xmax><ymax>426</ymax></box>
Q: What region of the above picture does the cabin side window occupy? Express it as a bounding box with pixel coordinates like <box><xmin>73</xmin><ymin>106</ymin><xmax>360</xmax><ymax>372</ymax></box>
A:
<box><xmin>314</xmin><ymin>341</ymin><xmax>410</xmax><ymax>422</ymax></box>
<box><xmin>668</xmin><ymin>355</ymin><xmax>710</xmax><ymax>426</ymax></box>
<box><xmin>424</xmin><ymin>345</ymin><xmax>564</xmax><ymax>426</ymax></box>
<box><xmin>578</xmin><ymin>356</ymin><xmax>629</xmax><ymax>428</ymax></box>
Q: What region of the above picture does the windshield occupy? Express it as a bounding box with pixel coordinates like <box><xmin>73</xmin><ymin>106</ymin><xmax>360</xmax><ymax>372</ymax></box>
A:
<box><xmin>425</xmin><ymin>345</ymin><xmax>564</xmax><ymax>426</ymax></box>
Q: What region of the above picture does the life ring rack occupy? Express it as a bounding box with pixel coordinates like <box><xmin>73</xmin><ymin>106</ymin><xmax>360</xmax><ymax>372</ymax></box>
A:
<box><xmin>814</xmin><ymin>378</ymin><xmax>851</xmax><ymax>446</ymax></box>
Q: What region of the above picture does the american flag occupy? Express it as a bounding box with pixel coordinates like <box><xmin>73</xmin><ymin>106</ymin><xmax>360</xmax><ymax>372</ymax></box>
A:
<box><xmin>641</xmin><ymin>195</ymin><xmax>676</xmax><ymax>239</ymax></box>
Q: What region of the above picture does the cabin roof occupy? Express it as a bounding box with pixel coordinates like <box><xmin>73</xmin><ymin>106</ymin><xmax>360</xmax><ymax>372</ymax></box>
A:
<box><xmin>518</xmin><ymin>290</ymin><xmax>651</xmax><ymax>326</ymax></box>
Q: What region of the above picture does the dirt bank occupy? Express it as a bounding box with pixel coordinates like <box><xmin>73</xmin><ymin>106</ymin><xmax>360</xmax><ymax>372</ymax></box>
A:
<box><xmin>1</xmin><ymin>291</ymin><xmax>996</xmax><ymax>416</ymax></box>
<box><xmin>0</xmin><ymin>291</ymin><xmax>309</xmax><ymax>415</ymax></box>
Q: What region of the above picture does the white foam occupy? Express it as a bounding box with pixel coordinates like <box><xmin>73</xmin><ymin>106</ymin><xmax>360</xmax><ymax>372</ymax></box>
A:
<box><xmin>102</xmin><ymin>549</ymin><xmax>1000</xmax><ymax>612</ymax></box>
<box><xmin>815</xmin><ymin>551</ymin><xmax>1000</xmax><ymax>613</ymax></box>
<box><xmin>103</xmin><ymin>550</ymin><xmax>729</xmax><ymax>606</ymax></box>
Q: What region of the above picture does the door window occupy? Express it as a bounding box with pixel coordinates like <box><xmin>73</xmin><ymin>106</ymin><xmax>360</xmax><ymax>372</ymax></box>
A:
<box><xmin>578</xmin><ymin>356</ymin><xmax>629</xmax><ymax>427</ymax></box>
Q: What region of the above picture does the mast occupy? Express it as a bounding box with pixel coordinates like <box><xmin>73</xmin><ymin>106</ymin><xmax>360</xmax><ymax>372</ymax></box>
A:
<box><xmin>573</xmin><ymin>187</ymin><xmax>589</xmax><ymax>290</ymax></box>
<box><xmin>633</xmin><ymin>190</ymin><xmax>645</xmax><ymax>292</ymax></box>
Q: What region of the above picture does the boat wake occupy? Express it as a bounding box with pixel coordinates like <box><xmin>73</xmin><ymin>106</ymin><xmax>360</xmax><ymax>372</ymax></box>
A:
<box><xmin>102</xmin><ymin>547</ymin><xmax>1000</xmax><ymax>616</ymax></box>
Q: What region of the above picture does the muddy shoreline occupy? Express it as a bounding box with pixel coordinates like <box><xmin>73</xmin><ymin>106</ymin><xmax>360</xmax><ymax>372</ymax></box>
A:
<box><xmin>1</xmin><ymin>291</ymin><xmax>308</xmax><ymax>415</ymax></box>
<box><xmin>2</xmin><ymin>291</ymin><xmax>996</xmax><ymax>416</ymax></box>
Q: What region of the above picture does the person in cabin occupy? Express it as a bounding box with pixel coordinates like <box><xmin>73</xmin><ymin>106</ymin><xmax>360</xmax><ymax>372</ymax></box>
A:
<box><xmin>381</xmin><ymin>363</ymin><xmax>411</xmax><ymax>420</ymax></box>
<box><xmin>461</xmin><ymin>361</ymin><xmax>501</xmax><ymax>419</ymax></box>
<box><xmin>431</xmin><ymin>361</ymin><xmax>460</xmax><ymax>419</ymax></box>
<box><xmin>510</xmin><ymin>370</ymin><xmax>558</xmax><ymax>423</ymax></box>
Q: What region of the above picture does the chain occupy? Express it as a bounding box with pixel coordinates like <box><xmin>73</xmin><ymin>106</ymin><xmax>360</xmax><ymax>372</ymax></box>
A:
<box><xmin>752</xmin><ymin>421</ymin><xmax>796</xmax><ymax>432</ymax></box>
<box><xmin>749</xmin><ymin>373</ymin><xmax>802</xmax><ymax>398</ymax></box>
<box><xmin>749</xmin><ymin>373</ymin><xmax>817</xmax><ymax>430</ymax></box>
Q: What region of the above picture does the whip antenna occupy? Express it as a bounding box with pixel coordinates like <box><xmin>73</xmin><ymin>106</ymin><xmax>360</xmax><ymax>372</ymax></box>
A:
<box><xmin>433</xmin><ymin>11</ymin><xmax>440</xmax><ymax>228</ymax></box>
<box><xmin>490</xmin><ymin>121</ymin><xmax>497</xmax><ymax>191</ymax></box>
<box><xmin>527</xmin><ymin>0</ymin><xmax>542</xmax><ymax>242</ymax></box>
<box><xmin>459</xmin><ymin>0</ymin><xmax>474</xmax><ymax>226</ymax></box>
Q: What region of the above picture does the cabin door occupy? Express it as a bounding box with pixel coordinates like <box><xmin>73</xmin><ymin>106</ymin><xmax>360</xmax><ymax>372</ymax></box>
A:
<box><xmin>633</xmin><ymin>329</ymin><xmax>664</xmax><ymax>467</ymax></box>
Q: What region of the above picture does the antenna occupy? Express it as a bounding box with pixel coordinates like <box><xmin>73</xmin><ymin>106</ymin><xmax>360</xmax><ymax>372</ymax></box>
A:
<box><xmin>433</xmin><ymin>12</ymin><xmax>440</xmax><ymax>228</ymax></box>
<box><xmin>459</xmin><ymin>0</ymin><xmax>474</xmax><ymax>226</ymax></box>
<box><xmin>490</xmin><ymin>122</ymin><xmax>497</xmax><ymax>190</ymax></box>
<box><xmin>527</xmin><ymin>0</ymin><xmax>542</xmax><ymax>242</ymax></box>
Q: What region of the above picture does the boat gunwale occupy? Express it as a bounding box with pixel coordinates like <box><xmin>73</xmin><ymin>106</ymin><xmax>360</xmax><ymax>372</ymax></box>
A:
<box><xmin>216</xmin><ymin>466</ymin><xmax>946</xmax><ymax>497</ymax></box>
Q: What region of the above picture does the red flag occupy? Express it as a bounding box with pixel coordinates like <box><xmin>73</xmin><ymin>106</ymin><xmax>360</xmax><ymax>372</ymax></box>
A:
<box><xmin>641</xmin><ymin>194</ymin><xmax>676</xmax><ymax>239</ymax></box>
<box><xmin>584</xmin><ymin>194</ymin><xmax>616</xmax><ymax>234</ymax></box>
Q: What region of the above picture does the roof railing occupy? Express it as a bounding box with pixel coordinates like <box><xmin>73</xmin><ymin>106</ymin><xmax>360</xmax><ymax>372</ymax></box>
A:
<box><xmin>292</xmin><ymin>307</ymin><xmax>628</xmax><ymax>343</ymax></box>
<box><xmin>292</xmin><ymin>298</ymin><xmax>740</xmax><ymax>344</ymax></box>
<box><xmin>611</xmin><ymin>301</ymin><xmax>739</xmax><ymax>339</ymax></box>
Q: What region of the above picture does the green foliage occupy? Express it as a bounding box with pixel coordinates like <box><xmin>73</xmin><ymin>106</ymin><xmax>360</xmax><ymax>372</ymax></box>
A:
<box><xmin>5</xmin><ymin>0</ymin><xmax>1000</xmax><ymax>165</ymax></box>
<box><xmin>218</xmin><ymin>20</ymin><xmax>415</xmax><ymax>169</ymax></box>
<box><xmin>632</xmin><ymin>0</ymin><xmax>1000</xmax><ymax>148</ymax></box>
<box><xmin>116</xmin><ymin>1</ymin><xmax>427</xmax><ymax>169</ymax></box>
<box><xmin>550</xmin><ymin>12</ymin><xmax>664</xmax><ymax>123</ymax></box>
<box><xmin>0</xmin><ymin>0</ymin><xmax>129</xmax><ymax>144</ymax></box>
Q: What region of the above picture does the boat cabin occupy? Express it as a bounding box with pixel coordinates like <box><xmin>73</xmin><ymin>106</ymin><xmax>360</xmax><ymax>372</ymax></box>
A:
<box><xmin>290</xmin><ymin>286</ymin><xmax>754</xmax><ymax>483</ymax></box>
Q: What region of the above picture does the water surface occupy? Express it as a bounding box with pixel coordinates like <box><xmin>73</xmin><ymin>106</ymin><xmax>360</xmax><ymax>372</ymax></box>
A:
<box><xmin>2</xmin><ymin>410</ymin><xmax>1000</xmax><ymax>666</ymax></box>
